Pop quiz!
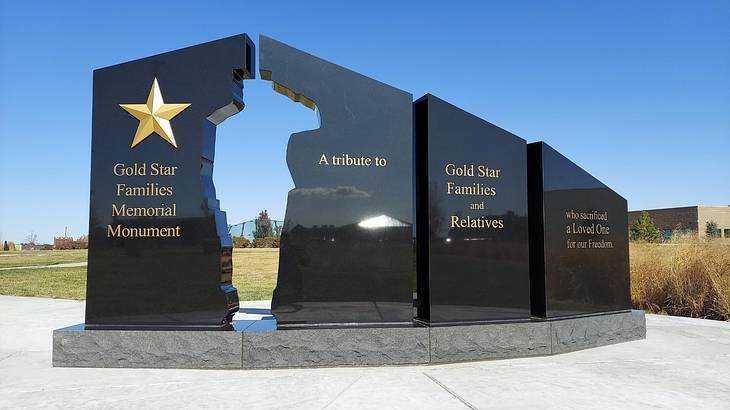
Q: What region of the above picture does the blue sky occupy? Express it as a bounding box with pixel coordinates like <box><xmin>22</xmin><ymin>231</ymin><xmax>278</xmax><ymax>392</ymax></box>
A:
<box><xmin>1</xmin><ymin>1</ymin><xmax>728</xmax><ymax>243</ymax></box>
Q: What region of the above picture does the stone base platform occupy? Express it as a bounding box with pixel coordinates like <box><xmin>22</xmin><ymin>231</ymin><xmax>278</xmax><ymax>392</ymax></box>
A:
<box><xmin>52</xmin><ymin>310</ymin><xmax>646</xmax><ymax>369</ymax></box>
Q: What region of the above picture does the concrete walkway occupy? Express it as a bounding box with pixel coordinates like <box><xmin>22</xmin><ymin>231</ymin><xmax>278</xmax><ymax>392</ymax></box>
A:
<box><xmin>0</xmin><ymin>262</ymin><xmax>87</xmax><ymax>271</ymax></box>
<box><xmin>1</xmin><ymin>296</ymin><xmax>729</xmax><ymax>409</ymax></box>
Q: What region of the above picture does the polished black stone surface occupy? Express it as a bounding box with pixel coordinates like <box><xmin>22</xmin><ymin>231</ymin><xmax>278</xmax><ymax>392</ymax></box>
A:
<box><xmin>85</xmin><ymin>35</ymin><xmax>255</xmax><ymax>330</ymax></box>
<box><xmin>527</xmin><ymin>142</ymin><xmax>631</xmax><ymax>318</ymax></box>
<box><xmin>414</xmin><ymin>95</ymin><xmax>531</xmax><ymax>324</ymax></box>
<box><xmin>260</xmin><ymin>35</ymin><xmax>414</xmax><ymax>327</ymax></box>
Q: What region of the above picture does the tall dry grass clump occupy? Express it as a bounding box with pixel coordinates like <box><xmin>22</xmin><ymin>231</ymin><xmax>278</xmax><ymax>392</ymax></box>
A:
<box><xmin>631</xmin><ymin>234</ymin><xmax>730</xmax><ymax>321</ymax></box>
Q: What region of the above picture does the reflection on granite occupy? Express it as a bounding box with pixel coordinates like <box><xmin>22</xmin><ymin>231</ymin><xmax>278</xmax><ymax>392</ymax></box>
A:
<box><xmin>260</xmin><ymin>35</ymin><xmax>414</xmax><ymax>327</ymax></box>
<box><xmin>233</xmin><ymin>320</ymin><xmax>278</xmax><ymax>333</ymax></box>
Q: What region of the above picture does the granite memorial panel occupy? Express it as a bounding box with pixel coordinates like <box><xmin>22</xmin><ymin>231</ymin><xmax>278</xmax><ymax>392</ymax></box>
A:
<box><xmin>527</xmin><ymin>142</ymin><xmax>631</xmax><ymax>318</ymax></box>
<box><xmin>85</xmin><ymin>35</ymin><xmax>255</xmax><ymax>330</ymax></box>
<box><xmin>414</xmin><ymin>95</ymin><xmax>531</xmax><ymax>324</ymax></box>
<box><xmin>260</xmin><ymin>36</ymin><xmax>415</xmax><ymax>327</ymax></box>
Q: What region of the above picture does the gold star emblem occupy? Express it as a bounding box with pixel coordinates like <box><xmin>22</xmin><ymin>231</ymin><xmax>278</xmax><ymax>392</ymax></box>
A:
<box><xmin>119</xmin><ymin>78</ymin><xmax>190</xmax><ymax>148</ymax></box>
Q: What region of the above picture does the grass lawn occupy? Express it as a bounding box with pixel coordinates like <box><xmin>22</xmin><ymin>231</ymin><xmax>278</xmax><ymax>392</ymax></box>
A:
<box><xmin>0</xmin><ymin>266</ymin><xmax>87</xmax><ymax>300</ymax></box>
<box><xmin>2</xmin><ymin>241</ymin><xmax>729</xmax><ymax>321</ymax></box>
<box><xmin>0</xmin><ymin>248</ymin><xmax>279</xmax><ymax>301</ymax></box>
<box><xmin>232</xmin><ymin>248</ymin><xmax>279</xmax><ymax>301</ymax></box>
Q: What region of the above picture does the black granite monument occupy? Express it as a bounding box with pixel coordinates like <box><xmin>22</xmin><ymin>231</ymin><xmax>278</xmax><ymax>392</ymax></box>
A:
<box><xmin>527</xmin><ymin>142</ymin><xmax>631</xmax><ymax>318</ymax></box>
<box><xmin>54</xmin><ymin>34</ymin><xmax>647</xmax><ymax>369</ymax></box>
<box><xmin>85</xmin><ymin>35</ymin><xmax>255</xmax><ymax>330</ymax></box>
<box><xmin>414</xmin><ymin>95</ymin><xmax>531</xmax><ymax>324</ymax></box>
<box><xmin>260</xmin><ymin>36</ymin><xmax>415</xmax><ymax>327</ymax></box>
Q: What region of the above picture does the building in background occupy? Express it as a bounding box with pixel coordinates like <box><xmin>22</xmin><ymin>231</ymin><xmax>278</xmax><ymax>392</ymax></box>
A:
<box><xmin>53</xmin><ymin>237</ymin><xmax>74</xmax><ymax>249</ymax></box>
<box><xmin>228</xmin><ymin>219</ymin><xmax>284</xmax><ymax>240</ymax></box>
<box><xmin>628</xmin><ymin>205</ymin><xmax>730</xmax><ymax>239</ymax></box>
<box><xmin>53</xmin><ymin>235</ymin><xmax>89</xmax><ymax>250</ymax></box>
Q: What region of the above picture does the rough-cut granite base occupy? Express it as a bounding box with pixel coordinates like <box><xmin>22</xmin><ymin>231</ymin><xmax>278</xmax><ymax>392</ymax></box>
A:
<box><xmin>53</xmin><ymin>310</ymin><xmax>646</xmax><ymax>369</ymax></box>
<box><xmin>551</xmin><ymin>309</ymin><xmax>646</xmax><ymax>354</ymax></box>
<box><xmin>242</xmin><ymin>327</ymin><xmax>429</xmax><ymax>369</ymax></box>
<box><xmin>52</xmin><ymin>327</ymin><xmax>242</xmax><ymax>369</ymax></box>
<box><xmin>430</xmin><ymin>321</ymin><xmax>550</xmax><ymax>364</ymax></box>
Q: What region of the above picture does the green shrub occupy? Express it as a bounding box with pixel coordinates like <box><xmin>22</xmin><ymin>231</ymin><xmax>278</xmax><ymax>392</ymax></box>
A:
<box><xmin>232</xmin><ymin>236</ymin><xmax>251</xmax><ymax>248</ymax></box>
<box><xmin>630</xmin><ymin>211</ymin><xmax>662</xmax><ymax>242</ymax></box>
<box><xmin>252</xmin><ymin>237</ymin><xmax>279</xmax><ymax>248</ymax></box>
<box><xmin>706</xmin><ymin>220</ymin><xmax>720</xmax><ymax>239</ymax></box>
<box><xmin>254</xmin><ymin>210</ymin><xmax>274</xmax><ymax>239</ymax></box>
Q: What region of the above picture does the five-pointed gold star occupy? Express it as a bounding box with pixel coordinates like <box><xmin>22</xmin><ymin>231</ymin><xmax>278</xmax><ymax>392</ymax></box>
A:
<box><xmin>119</xmin><ymin>78</ymin><xmax>191</xmax><ymax>148</ymax></box>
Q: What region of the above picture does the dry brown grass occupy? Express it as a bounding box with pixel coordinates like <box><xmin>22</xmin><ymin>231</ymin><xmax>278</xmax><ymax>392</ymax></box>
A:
<box><xmin>631</xmin><ymin>235</ymin><xmax>730</xmax><ymax>321</ymax></box>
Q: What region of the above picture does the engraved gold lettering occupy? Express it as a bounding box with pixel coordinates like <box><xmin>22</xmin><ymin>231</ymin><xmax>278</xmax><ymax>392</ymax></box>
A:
<box><xmin>150</xmin><ymin>163</ymin><xmax>177</xmax><ymax>176</ymax></box>
<box><xmin>107</xmin><ymin>224</ymin><xmax>181</xmax><ymax>238</ymax></box>
<box><xmin>115</xmin><ymin>183</ymin><xmax>173</xmax><ymax>197</ymax></box>
<box><xmin>449</xmin><ymin>216</ymin><xmax>504</xmax><ymax>229</ymax></box>
<box><xmin>113</xmin><ymin>162</ymin><xmax>146</xmax><ymax>176</ymax></box>
<box><xmin>445</xmin><ymin>163</ymin><xmax>500</xmax><ymax>178</ymax></box>
<box><xmin>444</xmin><ymin>182</ymin><xmax>496</xmax><ymax>196</ymax></box>
<box><xmin>112</xmin><ymin>203</ymin><xmax>176</xmax><ymax>217</ymax></box>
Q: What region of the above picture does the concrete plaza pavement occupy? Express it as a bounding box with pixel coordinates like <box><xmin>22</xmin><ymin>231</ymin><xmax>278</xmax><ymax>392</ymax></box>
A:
<box><xmin>1</xmin><ymin>295</ymin><xmax>729</xmax><ymax>409</ymax></box>
<box><xmin>0</xmin><ymin>262</ymin><xmax>88</xmax><ymax>271</ymax></box>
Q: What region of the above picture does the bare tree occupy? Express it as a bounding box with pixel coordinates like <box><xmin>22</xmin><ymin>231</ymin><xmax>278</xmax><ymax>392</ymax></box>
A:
<box><xmin>25</xmin><ymin>231</ymin><xmax>38</xmax><ymax>245</ymax></box>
